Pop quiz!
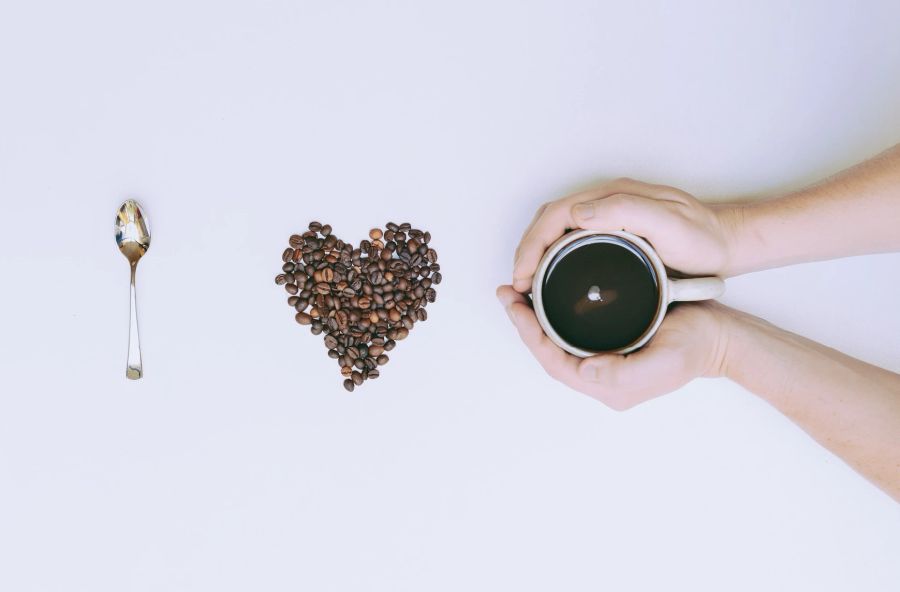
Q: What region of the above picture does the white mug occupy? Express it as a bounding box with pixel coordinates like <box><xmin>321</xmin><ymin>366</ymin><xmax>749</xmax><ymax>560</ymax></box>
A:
<box><xmin>531</xmin><ymin>229</ymin><xmax>725</xmax><ymax>357</ymax></box>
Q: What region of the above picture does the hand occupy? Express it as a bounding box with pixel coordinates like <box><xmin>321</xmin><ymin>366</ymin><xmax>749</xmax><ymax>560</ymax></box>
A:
<box><xmin>512</xmin><ymin>178</ymin><xmax>739</xmax><ymax>292</ymax></box>
<box><xmin>496</xmin><ymin>286</ymin><xmax>731</xmax><ymax>409</ymax></box>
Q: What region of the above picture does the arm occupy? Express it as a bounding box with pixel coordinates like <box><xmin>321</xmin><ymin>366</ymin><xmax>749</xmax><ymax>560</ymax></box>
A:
<box><xmin>724</xmin><ymin>143</ymin><xmax>900</xmax><ymax>276</ymax></box>
<box><xmin>722</xmin><ymin>310</ymin><xmax>900</xmax><ymax>501</ymax></box>
<box><xmin>496</xmin><ymin>288</ymin><xmax>900</xmax><ymax>502</ymax></box>
<box><xmin>510</xmin><ymin>143</ymin><xmax>900</xmax><ymax>290</ymax></box>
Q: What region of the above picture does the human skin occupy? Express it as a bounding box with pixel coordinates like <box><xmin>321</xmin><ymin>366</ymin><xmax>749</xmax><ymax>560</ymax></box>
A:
<box><xmin>497</xmin><ymin>143</ymin><xmax>900</xmax><ymax>501</ymax></box>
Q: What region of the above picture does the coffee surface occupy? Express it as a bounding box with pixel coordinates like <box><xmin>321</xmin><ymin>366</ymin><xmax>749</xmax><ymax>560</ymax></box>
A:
<box><xmin>542</xmin><ymin>240</ymin><xmax>659</xmax><ymax>352</ymax></box>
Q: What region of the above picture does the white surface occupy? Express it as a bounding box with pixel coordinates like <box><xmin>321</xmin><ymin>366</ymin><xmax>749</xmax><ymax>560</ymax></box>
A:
<box><xmin>1</xmin><ymin>1</ymin><xmax>899</xmax><ymax>590</ymax></box>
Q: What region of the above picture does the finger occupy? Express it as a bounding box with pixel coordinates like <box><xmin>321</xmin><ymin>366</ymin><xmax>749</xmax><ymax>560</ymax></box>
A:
<box><xmin>496</xmin><ymin>285</ymin><xmax>583</xmax><ymax>388</ymax></box>
<box><xmin>513</xmin><ymin>202</ymin><xmax>549</xmax><ymax>265</ymax></box>
<box><xmin>512</xmin><ymin>200</ymin><xmax>576</xmax><ymax>292</ymax></box>
<box><xmin>571</xmin><ymin>193</ymin><xmax>677</xmax><ymax>238</ymax></box>
<box><xmin>577</xmin><ymin>342</ymin><xmax>692</xmax><ymax>409</ymax></box>
<box><xmin>512</xmin><ymin>178</ymin><xmax>673</xmax><ymax>292</ymax></box>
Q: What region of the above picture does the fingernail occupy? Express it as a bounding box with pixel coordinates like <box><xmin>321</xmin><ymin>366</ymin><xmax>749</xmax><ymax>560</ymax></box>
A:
<box><xmin>573</xmin><ymin>203</ymin><xmax>594</xmax><ymax>220</ymax></box>
<box><xmin>505</xmin><ymin>306</ymin><xmax>519</xmax><ymax>325</ymax></box>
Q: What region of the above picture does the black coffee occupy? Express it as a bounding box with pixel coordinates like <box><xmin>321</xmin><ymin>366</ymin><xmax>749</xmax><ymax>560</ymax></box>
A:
<box><xmin>541</xmin><ymin>237</ymin><xmax>660</xmax><ymax>352</ymax></box>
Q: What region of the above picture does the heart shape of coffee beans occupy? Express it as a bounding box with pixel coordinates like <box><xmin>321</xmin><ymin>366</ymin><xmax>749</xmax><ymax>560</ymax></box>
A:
<box><xmin>275</xmin><ymin>221</ymin><xmax>440</xmax><ymax>391</ymax></box>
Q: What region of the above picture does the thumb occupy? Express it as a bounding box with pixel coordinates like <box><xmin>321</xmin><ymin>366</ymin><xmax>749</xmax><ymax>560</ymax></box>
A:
<box><xmin>571</xmin><ymin>193</ymin><xmax>675</xmax><ymax>237</ymax></box>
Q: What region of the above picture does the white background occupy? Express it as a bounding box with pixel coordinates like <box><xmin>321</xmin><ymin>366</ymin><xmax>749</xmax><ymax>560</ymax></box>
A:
<box><xmin>1</xmin><ymin>1</ymin><xmax>899</xmax><ymax>590</ymax></box>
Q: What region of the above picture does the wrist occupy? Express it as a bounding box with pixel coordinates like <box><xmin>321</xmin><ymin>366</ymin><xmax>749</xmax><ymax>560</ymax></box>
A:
<box><xmin>714</xmin><ymin>203</ymin><xmax>755</xmax><ymax>278</ymax></box>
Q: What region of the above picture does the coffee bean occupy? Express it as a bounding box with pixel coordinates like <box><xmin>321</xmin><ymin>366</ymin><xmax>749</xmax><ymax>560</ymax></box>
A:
<box><xmin>343</xmin><ymin>379</ymin><xmax>354</xmax><ymax>392</ymax></box>
<box><xmin>277</xmin><ymin>221</ymin><xmax>439</xmax><ymax>389</ymax></box>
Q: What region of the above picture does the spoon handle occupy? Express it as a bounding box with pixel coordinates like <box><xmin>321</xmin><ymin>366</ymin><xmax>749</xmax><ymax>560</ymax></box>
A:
<box><xmin>126</xmin><ymin>264</ymin><xmax>143</xmax><ymax>380</ymax></box>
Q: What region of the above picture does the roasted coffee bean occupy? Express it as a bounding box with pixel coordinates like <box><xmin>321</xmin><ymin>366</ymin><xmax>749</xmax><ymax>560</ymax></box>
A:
<box><xmin>277</xmin><ymin>222</ymin><xmax>439</xmax><ymax>389</ymax></box>
<box><xmin>343</xmin><ymin>379</ymin><xmax>354</xmax><ymax>392</ymax></box>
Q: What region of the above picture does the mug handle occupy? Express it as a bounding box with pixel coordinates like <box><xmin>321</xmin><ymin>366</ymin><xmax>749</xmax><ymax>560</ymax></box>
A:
<box><xmin>668</xmin><ymin>276</ymin><xmax>725</xmax><ymax>303</ymax></box>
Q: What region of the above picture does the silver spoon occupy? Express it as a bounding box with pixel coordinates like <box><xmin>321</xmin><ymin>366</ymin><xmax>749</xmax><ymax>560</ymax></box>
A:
<box><xmin>115</xmin><ymin>200</ymin><xmax>151</xmax><ymax>380</ymax></box>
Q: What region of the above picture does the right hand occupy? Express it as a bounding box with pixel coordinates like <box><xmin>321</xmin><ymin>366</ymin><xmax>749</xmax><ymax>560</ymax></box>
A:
<box><xmin>512</xmin><ymin>178</ymin><xmax>739</xmax><ymax>292</ymax></box>
<box><xmin>496</xmin><ymin>286</ymin><xmax>733</xmax><ymax>409</ymax></box>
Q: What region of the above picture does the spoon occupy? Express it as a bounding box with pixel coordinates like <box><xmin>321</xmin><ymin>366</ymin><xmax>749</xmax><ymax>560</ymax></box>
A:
<box><xmin>115</xmin><ymin>200</ymin><xmax>151</xmax><ymax>380</ymax></box>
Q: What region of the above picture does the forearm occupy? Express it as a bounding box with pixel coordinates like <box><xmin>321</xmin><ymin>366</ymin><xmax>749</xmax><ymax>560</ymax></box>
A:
<box><xmin>721</xmin><ymin>310</ymin><xmax>900</xmax><ymax>501</ymax></box>
<box><xmin>722</xmin><ymin>143</ymin><xmax>900</xmax><ymax>276</ymax></box>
